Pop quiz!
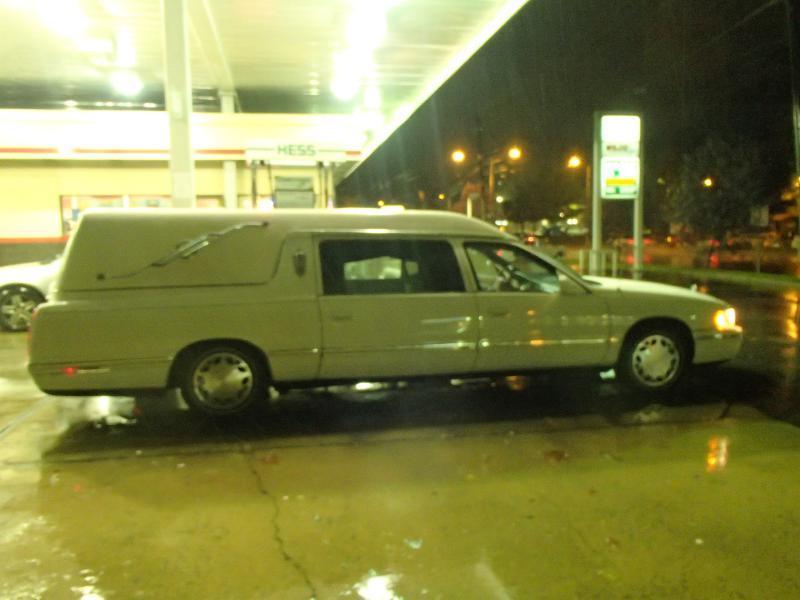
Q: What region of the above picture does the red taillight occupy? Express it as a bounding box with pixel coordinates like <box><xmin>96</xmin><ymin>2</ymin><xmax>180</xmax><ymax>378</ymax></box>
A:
<box><xmin>62</xmin><ymin>366</ymin><xmax>77</xmax><ymax>377</ymax></box>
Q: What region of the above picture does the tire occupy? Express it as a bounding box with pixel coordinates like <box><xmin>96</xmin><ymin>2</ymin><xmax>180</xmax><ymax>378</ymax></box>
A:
<box><xmin>176</xmin><ymin>344</ymin><xmax>267</xmax><ymax>416</ymax></box>
<box><xmin>618</xmin><ymin>327</ymin><xmax>688</xmax><ymax>393</ymax></box>
<box><xmin>0</xmin><ymin>286</ymin><xmax>45</xmax><ymax>332</ymax></box>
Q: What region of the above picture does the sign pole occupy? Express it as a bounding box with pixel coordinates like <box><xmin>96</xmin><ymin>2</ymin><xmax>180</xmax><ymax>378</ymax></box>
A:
<box><xmin>633</xmin><ymin>119</ymin><xmax>644</xmax><ymax>279</ymax></box>
<box><xmin>594</xmin><ymin>112</ymin><xmax>643</xmax><ymax>278</ymax></box>
<box><xmin>633</xmin><ymin>179</ymin><xmax>644</xmax><ymax>279</ymax></box>
<box><xmin>591</xmin><ymin>113</ymin><xmax>602</xmax><ymax>275</ymax></box>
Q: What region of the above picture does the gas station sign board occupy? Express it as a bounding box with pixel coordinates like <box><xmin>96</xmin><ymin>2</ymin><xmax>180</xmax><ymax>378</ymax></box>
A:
<box><xmin>600</xmin><ymin>115</ymin><xmax>641</xmax><ymax>200</ymax></box>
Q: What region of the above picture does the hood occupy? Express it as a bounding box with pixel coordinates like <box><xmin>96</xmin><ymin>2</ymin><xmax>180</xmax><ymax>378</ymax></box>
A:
<box><xmin>582</xmin><ymin>276</ymin><xmax>725</xmax><ymax>305</ymax></box>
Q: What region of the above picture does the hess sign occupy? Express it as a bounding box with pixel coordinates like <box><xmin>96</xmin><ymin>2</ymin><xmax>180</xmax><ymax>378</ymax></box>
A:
<box><xmin>277</xmin><ymin>144</ymin><xmax>316</xmax><ymax>157</ymax></box>
<box><xmin>600</xmin><ymin>115</ymin><xmax>641</xmax><ymax>200</ymax></box>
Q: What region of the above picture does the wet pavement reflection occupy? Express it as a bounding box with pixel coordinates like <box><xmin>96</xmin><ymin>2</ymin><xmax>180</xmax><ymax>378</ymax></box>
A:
<box><xmin>1</xmin><ymin>279</ymin><xmax>799</xmax><ymax>598</ymax></box>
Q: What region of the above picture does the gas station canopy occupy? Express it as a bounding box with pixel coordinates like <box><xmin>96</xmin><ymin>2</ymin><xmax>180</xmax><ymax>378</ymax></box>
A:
<box><xmin>0</xmin><ymin>0</ymin><xmax>529</xmax><ymax>162</ymax></box>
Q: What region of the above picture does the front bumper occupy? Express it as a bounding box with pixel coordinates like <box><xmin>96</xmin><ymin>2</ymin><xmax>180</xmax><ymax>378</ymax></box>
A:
<box><xmin>693</xmin><ymin>328</ymin><xmax>743</xmax><ymax>364</ymax></box>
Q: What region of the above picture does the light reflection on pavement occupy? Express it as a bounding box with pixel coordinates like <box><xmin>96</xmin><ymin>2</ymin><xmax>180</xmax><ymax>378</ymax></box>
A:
<box><xmin>0</xmin><ymin>280</ymin><xmax>798</xmax><ymax>599</ymax></box>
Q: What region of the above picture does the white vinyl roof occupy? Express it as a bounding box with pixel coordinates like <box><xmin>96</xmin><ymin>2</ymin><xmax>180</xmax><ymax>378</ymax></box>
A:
<box><xmin>0</xmin><ymin>0</ymin><xmax>528</xmax><ymax>161</ymax></box>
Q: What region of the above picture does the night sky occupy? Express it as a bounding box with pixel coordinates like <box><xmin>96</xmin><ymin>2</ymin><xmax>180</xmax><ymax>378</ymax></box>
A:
<box><xmin>339</xmin><ymin>0</ymin><xmax>797</xmax><ymax>227</ymax></box>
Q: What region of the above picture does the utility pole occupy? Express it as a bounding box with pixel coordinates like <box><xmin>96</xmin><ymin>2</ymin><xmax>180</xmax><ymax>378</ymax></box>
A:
<box><xmin>785</xmin><ymin>0</ymin><xmax>800</xmax><ymax>234</ymax></box>
<box><xmin>782</xmin><ymin>0</ymin><xmax>800</xmax><ymax>182</ymax></box>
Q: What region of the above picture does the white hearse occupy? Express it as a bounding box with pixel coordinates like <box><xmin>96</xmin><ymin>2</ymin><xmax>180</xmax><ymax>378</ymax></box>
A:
<box><xmin>28</xmin><ymin>209</ymin><xmax>742</xmax><ymax>415</ymax></box>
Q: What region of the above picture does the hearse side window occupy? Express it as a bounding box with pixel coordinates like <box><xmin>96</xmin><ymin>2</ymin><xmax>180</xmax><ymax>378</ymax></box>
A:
<box><xmin>465</xmin><ymin>242</ymin><xmax>560</xmax><ymax>294</ymax></box>
<box><xmin>320</xmin><ymin>239</ymin><xmax>465</xmax><ymax>295</ymax></box>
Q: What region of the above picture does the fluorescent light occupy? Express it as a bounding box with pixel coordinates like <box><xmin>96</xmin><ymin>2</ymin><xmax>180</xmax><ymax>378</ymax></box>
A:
<box><xmin>34</xmin><ymin>0</ymin><xmax>88</xmax><ymax>38</ymax></box>
<box><xmin>364</xmin><ymin>86</ymin><xmax>381</xmax><ymax>110</ymax></box>
<box><xmin>101</xmin><ymin>0</ymin><xmax>128</xmax><ymax>17</ymax></box>
<box><xmin>353</xmin><ymin>0</ymin><xmax>529</xmax><ymax>167</ymax></box>
<box><xmin>110</xmin><ymin>71</ymin><xmax>143</xmax><ymax>96</ymax></box>
<box><xmin>331</xmin><ymin>1</ymin><xmax>395</xmax><ymax>104</ymax></box>
<box><xmin>77</xmin><ymin>37</ymin><xmax>114</xmax><ymax>54</ymax></box>
<box><xmin>331</xmin><ymin>69</ymin><xmax>360</xmax><ymax>101</ymax></box>
<box><xmin>346</xmin><ymin>3</ymin><xmax>387</xmax><ymax>50</ymax></box>
<box><xmin>114</xmin><ymin>28</ymin><xmax>136</xmax><ymax>68</ymax></box>
<box><xmin>2</xmin><ymin>0</ymin><xmax>27</xmax><ymax>10</ymax></box>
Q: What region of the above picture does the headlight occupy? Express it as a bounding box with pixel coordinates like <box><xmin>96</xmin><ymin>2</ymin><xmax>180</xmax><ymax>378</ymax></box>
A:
<box><xmin>713</xmin><ymin>307</ymin><xmax>737</xmax><ymax>331</ymax></box>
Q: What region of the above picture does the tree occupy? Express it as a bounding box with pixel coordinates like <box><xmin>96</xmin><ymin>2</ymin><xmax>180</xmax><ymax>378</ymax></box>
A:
<box><xmin>502</xmin><ymin>169</ymin><xmax>571</xmax><ymax>224</ymax></box>
<box><xmin>667</xmin><ymin>137</ymin><xmax>766</xmax><ymax>243</ymax></box>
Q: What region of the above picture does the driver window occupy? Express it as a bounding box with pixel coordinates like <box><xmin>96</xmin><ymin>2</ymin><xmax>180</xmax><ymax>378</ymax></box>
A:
<box><xmin>465</xmin><ymin>243</ymin><xmax>560</xmax><ymax>294</ymax></box>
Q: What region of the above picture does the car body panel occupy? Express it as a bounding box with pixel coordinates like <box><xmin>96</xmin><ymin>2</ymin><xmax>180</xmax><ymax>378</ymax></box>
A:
<box><xmin>319</xmin><ymin>293</ymin><xmax>479</xmax><ymax>378</ymax></box>
<box><xmin>583</xmin><ymin>277</ymin><xmax>743</xmax><ymax>361</ymax></box>
<box><xmin>0</xmin><ymin>258</ymin><xmax>62</xmax><ymax>295</ymax></box>
<box><xmin>473</xmin><ymin>291</ymin><xmax>611</xmax><ymax>370</ymax></box>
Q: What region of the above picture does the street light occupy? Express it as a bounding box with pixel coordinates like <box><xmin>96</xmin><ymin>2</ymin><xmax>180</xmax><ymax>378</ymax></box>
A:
<box><xmin>487</xmin><ymin>145</ymin><xmax>523</xmax><ymax>220</ymax></box>
<box><xmin>448</xmin><ymin>144</ymin><xmax>523</xmax><ymax>220</ymax></box>
<box><xmin>702</xmin><ymin>177</ymin><xmax>715</xmax><ymax>188</ymax></box>
<box><xmin>567</xmin><ymin>154</ymin><xmax>583</xmax><ymax>169</ymax></box>
<box><xmin>566</xmin><ymin>153</ymin><xmax>591</xmax><ymax>227</ymax></box>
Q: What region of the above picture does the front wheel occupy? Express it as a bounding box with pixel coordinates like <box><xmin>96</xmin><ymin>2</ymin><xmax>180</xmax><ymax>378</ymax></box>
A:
<box><xmin>0</xmin><ymin>286</ymin><xmax>45</xmax><ymax>332</ymax></box>
<box><xmin>618</xmin><ymin>328</ymin><xmax>688</xmax><ymax>392</ymax></box>
<box><xmin>176</xmin><ymin>345</ymin><xmax>267</xmax><ymax>416</ymax></box>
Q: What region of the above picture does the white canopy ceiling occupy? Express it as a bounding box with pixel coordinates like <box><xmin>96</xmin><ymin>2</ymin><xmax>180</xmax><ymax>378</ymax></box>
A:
<box><xmin>0</xmin><ymin>0</ymin><xmax>528</xmax><ymax>159</ymax></box>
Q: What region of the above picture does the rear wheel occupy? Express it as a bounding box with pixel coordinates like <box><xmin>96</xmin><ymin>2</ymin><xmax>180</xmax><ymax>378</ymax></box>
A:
<box><xmin>618</xmin><ymin>327</ymin><xmax>687</xmax><ymax>392</ymax></box>
<box><xmin>0</xmin><ymin>286</ymin><xmax>44</xmax><ymax>332</ymax></box>
<box><xmin>176</xmin><ymin>344</ymin><xmax>267</xmax><ymax>416</ymax></box>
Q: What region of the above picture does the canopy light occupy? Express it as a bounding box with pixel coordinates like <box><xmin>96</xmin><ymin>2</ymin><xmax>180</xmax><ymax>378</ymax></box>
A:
<box><xmin>110</xmin><ymin>71</ymin><xmax>143</xmax><ymax>97</ymax></box>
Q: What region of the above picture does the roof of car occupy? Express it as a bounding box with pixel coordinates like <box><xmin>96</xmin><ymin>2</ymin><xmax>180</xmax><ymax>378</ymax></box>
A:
<box><xmin>79</xmin><ymin>207</ymin><xmax>507</xmax><ymax>238</ymax></box>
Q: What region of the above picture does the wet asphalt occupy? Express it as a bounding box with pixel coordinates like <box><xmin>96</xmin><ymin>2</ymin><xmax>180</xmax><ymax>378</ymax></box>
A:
<box><xmin>0</xmin><ymin>277</ymin><xmax>798</xmax><ymax>599</ymax></box>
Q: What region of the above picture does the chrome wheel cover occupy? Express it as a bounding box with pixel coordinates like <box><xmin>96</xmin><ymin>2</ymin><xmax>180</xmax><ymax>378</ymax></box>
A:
<box><xmin>631</xmin><ymin>334</ymin><xmax>680</xmax><ymax>387</ymax></box>
<box><xmin>0</xmin><ymin>290</ymin><xmax>39</xmax><ymax>330</ymax></box>
<box><xmin>191</xmin><ymin>351</ymin><xmax>254</xmax><ymax>410</ymax></box>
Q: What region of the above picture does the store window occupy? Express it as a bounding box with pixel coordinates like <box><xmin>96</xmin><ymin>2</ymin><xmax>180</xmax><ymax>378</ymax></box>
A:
<box><xmin>59</xmin><ymin>195</ymin><xmax>225</xmax><ymax>234</ymax></box>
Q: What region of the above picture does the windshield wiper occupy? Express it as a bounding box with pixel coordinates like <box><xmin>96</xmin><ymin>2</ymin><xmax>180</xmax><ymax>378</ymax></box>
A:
<box><xmin>98</xmin><ymin>221</ymin><xmax>269</xmax><ymax>281</ymax></box>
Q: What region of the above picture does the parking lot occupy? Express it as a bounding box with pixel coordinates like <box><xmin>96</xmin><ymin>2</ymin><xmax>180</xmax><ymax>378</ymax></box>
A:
<box><xmin>1</xmin><ymin>281</ymin><xmax>799</xmax><ymax>599</ymax></box>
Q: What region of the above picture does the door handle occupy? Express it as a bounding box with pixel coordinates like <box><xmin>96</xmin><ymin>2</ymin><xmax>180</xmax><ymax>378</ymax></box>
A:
<box><xmin>487</xmin><ymin>308</ymin><xmax>510</xmax><ymax>318</ymax></box>
<box><xmin>329</xmin><ymin>313</ymin><xmax>353</xmax><ymax>322</ymax></box>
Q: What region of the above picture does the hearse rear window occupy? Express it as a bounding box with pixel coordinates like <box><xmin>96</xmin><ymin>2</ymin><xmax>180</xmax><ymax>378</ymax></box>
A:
<box><xmin>320</xmin><ymin>239</ymin><xmax>464</xmax><ymax>295</ymax></box>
